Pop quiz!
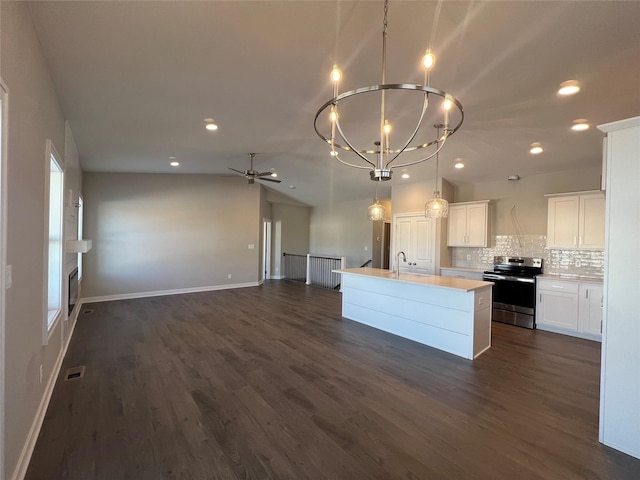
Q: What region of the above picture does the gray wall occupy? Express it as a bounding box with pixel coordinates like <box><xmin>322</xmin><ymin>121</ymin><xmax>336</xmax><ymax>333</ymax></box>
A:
<box><xmin>309</xmin><ymin>197</ymin><xmax>373</xmax><ymax>268</ymax></box>
<box><xmin>271</xmin><ymin>203</ymin><xmax>310</xmax><ymax>278</ymax></box>
<box><xmin>1</xmin><ymin>2</ymin><xmax>82</xmax><ymax>477</ymax></box>
<box><xmin>82</xmin><ymin>173</ymin><xmax>262</xmax><ymax>299</ymax></box>
<box><xmin>453</xmin><ymin>166</ymin><xmax>602</xmax><ymax>235</ymax></box>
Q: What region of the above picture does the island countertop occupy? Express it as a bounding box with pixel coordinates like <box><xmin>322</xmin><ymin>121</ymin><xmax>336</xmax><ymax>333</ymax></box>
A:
<box><xmin>333</xmin><ymin>267</ymin><xmax>493</xmax><ymax>293</ymax></box>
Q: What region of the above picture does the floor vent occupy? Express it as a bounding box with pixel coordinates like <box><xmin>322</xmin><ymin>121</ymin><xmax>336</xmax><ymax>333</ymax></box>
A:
<box><xmin>64</xmin><ymin>366</ymin><xmax>85</xmax><ymax>381</ymax></box>
<box><xmin>82</xmin><ymin>308</ymin><xmax>94</xmax><ymax>315</ymax></box>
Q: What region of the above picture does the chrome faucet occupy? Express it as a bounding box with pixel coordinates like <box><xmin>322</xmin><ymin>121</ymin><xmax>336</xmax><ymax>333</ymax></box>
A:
<box><xmin>395</xmin><ymin>251</ymin><xmax>407</xmax><ymax>277</ymax></box>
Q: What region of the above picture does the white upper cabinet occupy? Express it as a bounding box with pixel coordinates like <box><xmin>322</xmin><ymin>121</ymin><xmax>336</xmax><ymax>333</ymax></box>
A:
<box><xmin>447</xmin><ymin>201</ymin><xmax>491</xmax><ymax>247</ymax></box>
<box><xmin>546</xmin><ymin>191</ymin><xmax>605</xmax><ymax>250</ymax></box>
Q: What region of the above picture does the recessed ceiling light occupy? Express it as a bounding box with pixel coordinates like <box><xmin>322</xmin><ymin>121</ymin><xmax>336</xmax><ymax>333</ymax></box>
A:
<box><xmin>558</xmin><ymin>80</ymin><xmax>580</xmax><ymax>96</ymax></box>
<box><xmin>571</xmin><ymin>119</ymin><xmax>590</xmax><ymax>131</ymax></box>
<box><xmin>204</xmin><ymin>118</ymin><xmax>218</xmax><ymax>131</ymax></box>
<box><xmin>169</xmin><ymin>156</ymin><xmax>176</xmax><ymax>160</ymax></box>
<box><xmin>271</xmin><ymin>172</ymin><xmax>278</xmax><ymax>178</ymax></box>
<box><xmin>289</xmin><ymin>185</ymin><xmax>296</xmax><ymax>189</ymax></box>
<box><xmin>454</xmin><ymin>158</ymin><xmax>464</xmax><ymax>169</ymax></box>
<box><xmin>401</xmin><ymin>173</ymin><xmax>410</xmax><ymax>179</ymax></box>
<box><xmin>530</xmin><ymin>142</ymin><xmax>544</xmax><ymax>154</ymax></box>
<box><xmin>170</xmin><ymin>161</ymin><xmax>180</xmax><ymax>167</ymax></box>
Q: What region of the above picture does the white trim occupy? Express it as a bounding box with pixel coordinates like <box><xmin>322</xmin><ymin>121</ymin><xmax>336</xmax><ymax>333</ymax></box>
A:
<box><xmin>10</xmin><ymin>300</ymin><xmax>82</xmax><ymax>480</ymax></box>
<box><xmin>81</xmin><ymin>281</ymin><xmax>260</xmax><ymax>304</ymax></box>
<box><xmin>42</xmin><ymin>140</ymin><xmax>64</xmax><ymax>346</ymax></box>
<box><xmin>271</xmin><ymin>275</ymin><xmax>285</xmax><ymax>280</ymax></box>
<box><xmin>0</xmin><ymin>78</ymin><xmax>9</xmax><ymax>480</ymax></box>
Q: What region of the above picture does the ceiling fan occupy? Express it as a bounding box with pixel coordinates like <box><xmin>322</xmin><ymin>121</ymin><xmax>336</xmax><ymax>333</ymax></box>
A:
<box><xmin>229</xmin><ymin>153</ymin><xmax>281</xmax><ymax>184</ymax></box>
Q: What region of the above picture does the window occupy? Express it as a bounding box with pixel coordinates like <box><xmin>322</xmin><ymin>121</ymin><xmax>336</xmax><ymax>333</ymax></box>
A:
<box><xmin>45</xmin><ymin>139</ymin><xmax>64</xmax><ymax>337</ymax></box>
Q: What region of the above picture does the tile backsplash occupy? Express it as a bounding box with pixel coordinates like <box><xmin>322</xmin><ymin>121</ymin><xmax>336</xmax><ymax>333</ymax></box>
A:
<box><xmin>451</xmin><ymin>235</ymin><xmax>604</xmax><ymax>277</ymax></box>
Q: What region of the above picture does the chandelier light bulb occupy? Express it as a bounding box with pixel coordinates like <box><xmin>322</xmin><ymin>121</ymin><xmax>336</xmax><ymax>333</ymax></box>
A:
<box><xmin>331</xmin><ymin>65</ymin><xmax>342</xmax><ymax>83</ymax></box>
<box><xmin>423</xmin><ymin>51</ymin><xmax>436</xmax><ymax>69</ymax></box>
<box><xmin>330</xmin><ymin>110</ymin><xmax>338</xmax><ymax>123</ymax></box>
<box><xmin>443</xmin><ymin>98</ymin><xmax>452</xmax><ymax>111</ymax></box>
<box><xmin>383</xmin><ymin>121</ymin><xmax>392</xmax><ymax>134</ymax></box>
<box><xmin>330</xmin><ymin>150</ymin><xmax>338</xmax><ymax>157</ymax></box>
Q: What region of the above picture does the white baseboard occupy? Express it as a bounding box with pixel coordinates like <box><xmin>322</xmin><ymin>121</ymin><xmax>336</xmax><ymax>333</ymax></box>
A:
<box><xmin>81</xmin><ymin>281</ymin><xmax>260</xmax><ymax>304</ymax></box>
<box><xmin>536</xmin><ymin>323</ymin><xmax>602</xmax><ymax>342</ymax></box>
<box><xmin>271</xmin><ymin>275</ymin><xmax>285</xmax><ymax>280</ymax></box>
<box><xmin>10</xmin><ymin>300</ymin><xmax>82</xmax><ymax>480</ymax></box>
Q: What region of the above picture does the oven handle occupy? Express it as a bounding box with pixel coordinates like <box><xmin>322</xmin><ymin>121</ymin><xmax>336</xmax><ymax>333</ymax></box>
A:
<box><xmin>482</xmin><ymin>273</ymin><xmax>536</xmax><ymax>284</ymax></box>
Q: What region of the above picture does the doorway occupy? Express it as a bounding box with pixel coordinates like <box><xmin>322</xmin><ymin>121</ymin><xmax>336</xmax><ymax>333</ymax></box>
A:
<box><xmin>263</xmin><ymin>219</ymin><xmax>272</xmax><ymax>281</ymax></box>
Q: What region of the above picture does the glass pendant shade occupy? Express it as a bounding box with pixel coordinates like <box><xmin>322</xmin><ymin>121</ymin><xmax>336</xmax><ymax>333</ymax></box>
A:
<box><xmin>425</xmin><ymin>191</ymin><xmax>449</xmax><ymax>218</ymax></box>
<box><xmin>367</xmin><ymin>199</ymin><xmax>386</xmax><ymax>221</ymax></box>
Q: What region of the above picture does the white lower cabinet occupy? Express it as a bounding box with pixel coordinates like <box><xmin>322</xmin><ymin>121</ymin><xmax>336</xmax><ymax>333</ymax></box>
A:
<box><xmin>580</xmin><ymin>284</ymin><xmax>603</xmax><ymax>337</ymax></box>
<box><xmin>536</xmin><ymin>278</ymin><xmax>602</xmax><ymax>341</ymax></box>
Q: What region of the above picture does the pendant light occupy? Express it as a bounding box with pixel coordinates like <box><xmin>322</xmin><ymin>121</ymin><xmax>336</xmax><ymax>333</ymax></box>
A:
<box><xmin>367</xmin><ymin>183</ymin><xmax>387</xmax><ymax>221</ymax></box>
<box><xmin>425</xmin><ymin>124</ymin><xmax>449</xmax><ymax>218</ymax></box>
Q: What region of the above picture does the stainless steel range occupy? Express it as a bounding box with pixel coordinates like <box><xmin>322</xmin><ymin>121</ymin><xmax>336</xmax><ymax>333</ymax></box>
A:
<box><xmin>482</xmin><ymin>256</ymin><xmax>543</xmax><ymax>329</ymax></box>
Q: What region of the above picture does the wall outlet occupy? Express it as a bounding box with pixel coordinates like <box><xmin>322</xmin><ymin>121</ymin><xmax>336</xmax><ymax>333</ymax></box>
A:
<box><xmin>364</xmin><ymin>245</ymin><xmax>368</xmax><ymax>251</ymax></box>
<box><xmin>466</xmin><ymin>255</ymin><xmax>471</xmax><ymax>261</ymax></box>
<box><xmin>227</xmin><ymin>274</ymin><xmax>232</xmax><ymax>279</ymax></box>
<box><xmin>39</xmin><ymin>365</ymin><xmax>43</xmax><ymax>384</ymax></box>
<box><xmin>248</xmin><ymin>244</ymin><xmax>254</xmax><ymax>249</ymax></box>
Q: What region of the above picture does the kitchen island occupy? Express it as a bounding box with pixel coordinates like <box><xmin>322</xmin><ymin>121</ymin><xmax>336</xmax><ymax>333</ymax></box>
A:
<box><xmin>333</xmin><ymin>268</ymin><xmax>494</xmax><ymax>360</ymax></box>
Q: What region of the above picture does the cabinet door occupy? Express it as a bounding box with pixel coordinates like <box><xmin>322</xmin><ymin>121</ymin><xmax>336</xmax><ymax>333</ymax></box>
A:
<box><xmin>580</xmin><ymin>284</ymin><xmax>603</xmax><ymax>336</ymax></box>
<box><xmin>547</xmin><ymin>196</ymin><xmax>580</xmax><ymax>248</ymax></box>
<box><xmin>394</xmin><ymin>215</ymin><xmax>435</xmax><ymax>275</ymax></box>
<box><xmin>412</xmin><ymin>218</ymin><xmax>435</xmax><ymax>274</ymax></box>
<box><xmin>466</xmin><ymin>203</ymin><xmax>488</xmax><ymax>247</ymax></box>
<box><xmin>579</xmin><ymin>194</ymin><xmax>605</xmax><ymax>249</ymax></box>
<box><xmin>395</xmin><ymin>217</ymin><xmax>413</xmax><ymax>274</ymax></box>
<box><xmin>536</xmin><ymin>282</ymin><xmax>579</xmax><ymax>331</ymax></box>
<box><xmin>447</xmin><ymin>205</ymin><xmax>468</xmax><ymax>246</ymax></box>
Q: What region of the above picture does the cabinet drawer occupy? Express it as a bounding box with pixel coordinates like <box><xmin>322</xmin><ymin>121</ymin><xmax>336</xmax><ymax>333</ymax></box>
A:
<box><xmin>537</xmin><ymin>279</ymin><xmax>579</xmax><ymax>294</ymax></box>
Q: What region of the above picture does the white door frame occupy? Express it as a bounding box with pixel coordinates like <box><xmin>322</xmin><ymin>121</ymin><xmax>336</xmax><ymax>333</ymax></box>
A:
<box><xmin>0</xmin><ymin>79</ymin><xmax>9</xmax><ymax>478</ymax></box>
<box><xmin>263</xmin><ymin>219</ymin><xmax>272</xmax><ymax>281</ymax></box>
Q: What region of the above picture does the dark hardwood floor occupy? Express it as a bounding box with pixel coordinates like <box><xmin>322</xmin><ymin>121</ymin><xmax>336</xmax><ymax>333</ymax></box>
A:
<box><xmin>26</xmin><ymin>281</ymin><xmax>639</xmax><ymax>479</ymax></box>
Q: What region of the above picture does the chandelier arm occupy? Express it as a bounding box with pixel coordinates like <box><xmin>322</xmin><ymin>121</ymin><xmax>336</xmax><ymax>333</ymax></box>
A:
<box><xmin>385</xmin><ymin>92</ymin><xmax>430</xmax><ymax>168</ymax></box>
<box><xmin>334</xmin><ymin>118</ymin><xmax>376</xmax><ymax>168</ymax></box>
<box><xmin>333</xmin><ymin>154</ymin><xmax>375</xmax><ymax>170</ymax></box>
<box><xmin>392</xmin><ymin>135</ymin><xmax>448</xmax><ymax>169</ymax></box>
<box><xmin>314</xmin><ymin>84</ymin><xmax>463</xmax><ymax>155</ymax></box>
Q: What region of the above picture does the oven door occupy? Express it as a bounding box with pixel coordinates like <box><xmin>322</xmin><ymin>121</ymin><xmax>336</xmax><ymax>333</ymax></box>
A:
<box><xmin>483</xmin><ymin>273</ymin><xmax>537</xmax><ymax>328</ymax></box>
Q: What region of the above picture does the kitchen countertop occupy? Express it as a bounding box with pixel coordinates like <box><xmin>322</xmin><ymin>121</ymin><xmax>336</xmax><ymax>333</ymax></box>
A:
<box><xmin>537</xmin><ymin>273</ymin><xmax>603</xmax><ymax>284</ymax></box>
<box><xmin>333</xmin><ymin>267</ymin><xmax>493</xmax><ymax>292</ymax></box>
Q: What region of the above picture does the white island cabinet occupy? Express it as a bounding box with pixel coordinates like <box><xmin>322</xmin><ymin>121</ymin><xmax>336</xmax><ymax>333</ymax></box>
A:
<box><xmin>333</xmin><ymin>268</ymin><xmax>493</xmax><ymax>360</ymax></box>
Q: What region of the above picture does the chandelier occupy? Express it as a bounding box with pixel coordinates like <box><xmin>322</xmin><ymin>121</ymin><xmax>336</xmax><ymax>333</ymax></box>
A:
<box><xmin>425</xmin><ymin>124</ymin><xmax>449</xmax><ymax>218</ymax></box>
<box><xmin>314</xmin><ymin>0</ymin><xmax>464</xmax><ymax>182</ymax></box>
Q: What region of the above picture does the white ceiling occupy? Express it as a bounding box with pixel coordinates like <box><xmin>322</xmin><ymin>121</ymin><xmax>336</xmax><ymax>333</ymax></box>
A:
<box><xmin>27</xmin><ymin>1</ymin><xmax>640</xmax><ymax>206</ymax></box>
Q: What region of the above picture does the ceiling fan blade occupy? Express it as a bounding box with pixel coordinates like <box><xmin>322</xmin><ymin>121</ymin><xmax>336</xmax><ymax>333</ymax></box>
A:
<box><xmin>228</xmin><ymin>168</ymin><xmax>247</xmax><ymax>176</ymax></box>
<box><xmin>255</xmin><ymin>171</ymin><xmax>275</xmax><ymax>177</ymax></box>
<box><xmin>257</xmin><ymin>177</ymin><xmax>281</xmax><ymax>183</ymax></box>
